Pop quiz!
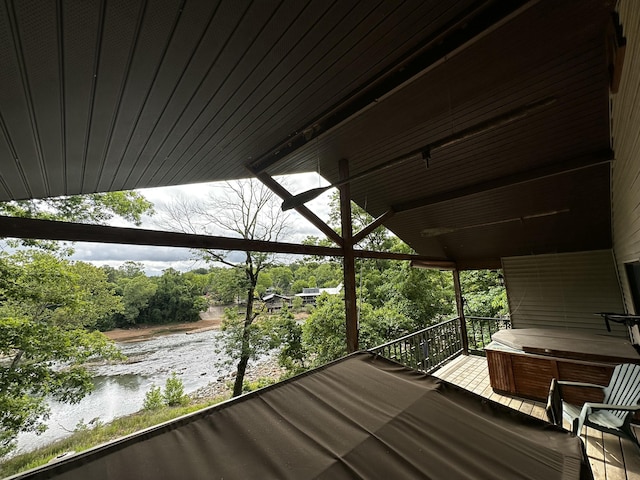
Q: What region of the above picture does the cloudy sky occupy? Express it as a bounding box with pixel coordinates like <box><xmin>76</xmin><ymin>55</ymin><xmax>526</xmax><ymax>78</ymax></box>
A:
<box><xmin>68</xmin><ymin>173</ymin><xmax>335</xmax><ymax>275</ymax></box>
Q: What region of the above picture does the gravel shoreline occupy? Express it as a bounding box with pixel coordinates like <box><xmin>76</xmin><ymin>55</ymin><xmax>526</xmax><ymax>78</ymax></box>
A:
<box><xmin>191</xmin><ymin>356</ymin><xmax>286</xmax><ymax>400</ymax></box>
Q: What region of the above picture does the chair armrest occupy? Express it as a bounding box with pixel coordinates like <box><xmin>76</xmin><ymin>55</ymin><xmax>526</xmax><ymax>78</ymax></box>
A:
<box><xmin>574</xmin><ymin>402</ymin><xmax>640</xmax><ymax>434</ymax></box>
<box><xmin>557</xmin><ymin>381</ymin><xmax>605</xmax><ymax>390</ymax></box>
<box><xmin>582</xmin><ymin>403</ymin><xmax>640</xmax><ymax>412</ymax></box>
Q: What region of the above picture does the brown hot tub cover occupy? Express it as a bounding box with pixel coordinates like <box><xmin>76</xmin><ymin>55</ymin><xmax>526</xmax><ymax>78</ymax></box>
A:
<box><xmin>11</xmin><ymin>352</ymin><xmax>592</xmax><ymax>480</ymax></box>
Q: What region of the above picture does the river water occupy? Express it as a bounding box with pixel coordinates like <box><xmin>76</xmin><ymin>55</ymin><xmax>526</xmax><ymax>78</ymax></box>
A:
<box><xmin>15</xmin><ymin>329</ymin><xmax>236</xmax><ymax>454</ymax></box>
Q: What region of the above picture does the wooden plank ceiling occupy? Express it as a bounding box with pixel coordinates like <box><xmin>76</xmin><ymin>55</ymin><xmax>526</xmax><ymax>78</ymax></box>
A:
<box><xmin>0</xmin><ymin>0</ymin><xmax>618</xmax><ymax>268</ymax></box>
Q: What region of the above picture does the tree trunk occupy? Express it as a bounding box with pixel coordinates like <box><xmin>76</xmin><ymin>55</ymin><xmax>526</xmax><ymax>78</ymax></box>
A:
<box><xmin>232</xmin><ymin>279</ymin><xmax>255</xmax><ymax>397</ymax></box>
<box><xmin>10</xmin><ymin>350</ymin><xmax>24</xmax><ymax>371</ymax></box>
<box><xmin>232</xmin><ymin>353</ymin><xmax>250</xmax><ymax>397</ymax></box>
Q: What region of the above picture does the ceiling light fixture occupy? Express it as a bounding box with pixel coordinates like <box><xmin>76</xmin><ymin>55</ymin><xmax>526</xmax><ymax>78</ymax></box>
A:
<box><xmin>420</xmin><ymin>208</ymin><xmax>570</xmax><ymax>238</ymax></box>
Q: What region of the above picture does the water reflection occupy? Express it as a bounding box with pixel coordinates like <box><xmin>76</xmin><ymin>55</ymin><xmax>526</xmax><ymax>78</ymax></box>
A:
<box><xmin>15</xmin><ymin>329</ymin><xmax>233</xmax><ymax>454</ymax></box>
<box><xmin>93</xmin><ymin>374</ymin><xmax>144</xmax><ymax>392</ymax></box>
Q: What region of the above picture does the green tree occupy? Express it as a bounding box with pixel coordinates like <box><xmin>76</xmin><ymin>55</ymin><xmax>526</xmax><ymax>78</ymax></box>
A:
<box><xmin>266</xmin><ymin>306</ymin><xmax>307</xmax><ymax>375</ymax></box>
<box><xmin>268</xmin><ymin>266</ymin><xmax>293</xmax><ymax>293</ymax></box>
<box><xmin>156</xmin><ymin>180</ymin><xmax>290</xmax><ymax>397</ymax></box>
<box><xmin>0</xmin><ymin>191</ymin><xmax>153</xmax><ymax>225</ymax></box>
<box><xmin>360</xmin><ymin>304</ymin><xmax>416</xmax><ymax>348</ymax></box>
<box><xmin>220</xmin><ymin>307</ymin><xmax>271</xmax><ymax>380</ymax></box>
<box><xmin>0</xmin><ymin>251</ymin><xmax>123</xmax><ymax>330</ymax></box>
<box><xmin>292</xmin><ymin>296</ymin><xmax>303</xmax><ymax>311</ymax></box>
<box><xmin>207</xmin><ymin>267</ymin><xmax>244</xmax><ymax>304</ymax></box>
<box><xmin>117</xmin><ymin>261</ymin><xmax>148</xmax><ymax>279</ymax></box>
<box><xmin>138</xmin><ymin>269</ymin><xmax>206</xmax><ymax>324</ymax></box>
<box><xmin>183</xmin><ymin>271</ymin><xmax>210</xmax><ymax>295</ymax></box>
<box><xmin>301</xmin><ymin>293</ymin><xmax>417</xmax><ymax>367</ymax></box>
<box><xmin>114</xmin><ymin>275</ymin><xmax>158</xmax><ymax>327</ymax></box>
<box><xmin>0</xmin><ymin>252</ymin><xmax>123</xmax><ymax>456</ymax></box>
<box><xmin>0</xmin><ymin>192</ymin><xmax>154</xmax><ymax>250</ymax></box>
<box><xmin>256</xmin><ymin>272</ymin><xmax>273</xmax><ymax>297</ymax></box>
<box><xmin>302</xmin><ymin>294</ymin><xmax>348</xmax><ymax>366</ymax></box>
<box><xmin>397</xmin><ymin>265</ymin><xmax>455</xmax><ymax>326</ymax></box>
<box><xmin>291</xmin><ymin>278</ymin><xmax>310</xmax><ymax>293</ymax></box>
<box><xmin>460</xmin><ymin>270</ymin><xmax>508</xmax><ymax>318</ymax></box>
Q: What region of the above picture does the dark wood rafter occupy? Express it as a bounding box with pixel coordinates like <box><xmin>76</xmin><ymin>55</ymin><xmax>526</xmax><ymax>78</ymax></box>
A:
<box><xmin>279</xmin><ymin>97</ymin><xmax>558</xmax><ymax>212</ymax></box>
<box><xmin>453</xmin><ymin>269</ymin><xmax>469</xmax><ymax>355</ymax></box>
<box><xmin>0</xmin><ymin>215</ymin><xmax>452</xmax><ymax>264</ymax></box>
<box><xmin>352</xmin><ymin>209</ymin><xmax>395</xmax><ymax>245</ymax></box>
<box><xmin>247</xmin><ymin>0</ymin><xmax>532</xmax><ymax>175</ymax></box>
<box><xmin>248</xmin><ymin>170</ymin><xmax>343</xmax><ymax>246</ymax></box>
<box><xmin>340</xmin><ymin>159</ymin><xmax>359</xmax><ymax>353</ymax></box>
<box><xmin>410</xmin><ymin>259</ymin><xmax>456</xmax><ymax>271</ymax></box>
<box><xmin>392</xmin><ymin>149</ymin><xmax>614</xmax><ymax>213</ymax></box>
<box><xmin>353</xmin><ymin>250</ymin><xmax>453</xmax><ymax>265</ymax></box>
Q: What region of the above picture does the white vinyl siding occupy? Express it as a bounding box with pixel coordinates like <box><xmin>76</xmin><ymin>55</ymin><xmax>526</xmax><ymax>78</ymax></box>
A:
<box><xmin>502</xmin><ymin>251</ymin><xmax>626</xmax><ymax>337</ymax></box>
<box><xmin>612</xmin><ymin>1</ymin><xmax>640</xmax><ymax>313</ymax></box>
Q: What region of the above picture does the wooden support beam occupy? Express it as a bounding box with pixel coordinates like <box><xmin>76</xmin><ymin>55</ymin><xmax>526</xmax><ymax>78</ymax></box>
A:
<box><xmin>340</xmin><ymin>159</ymin><xmax>359</xmax><ymax>353</ymax></box>
<box><xmin>453</xmin><ymin>269</ymin><xmax>469</xmax><ymax>355</ymax></box>
<box><xmin>0</xmin><ymin>216</ymin><xmax>341</xmax><ymax>257</ymax></box>
<box><xmin>0</xmin><ymin>215</ymin><xmax>451</xmax><ymax>264</ymax></box>
<box><xmin>249</xmin><ymin>170</ymin><xmax>343</xmax><ymax>246</ymax></box>
<box><xmin>352</xmin><ymin>209</ymin><xmax>395</xmax><ymax>245</ymax></box>
<box><xmin>392</xmin><ymin>149</ymin><xmax>614</xmax><ymax>213</ymax></box>
<box><xmin>356</xmin><ymin>250</ymin><xmax>454</xmax><ymax>266</ymax></box>
<box><xmin>410</xmin><ymin>259</ymin><xmax>456</xmax><ymax>270</ymax></box>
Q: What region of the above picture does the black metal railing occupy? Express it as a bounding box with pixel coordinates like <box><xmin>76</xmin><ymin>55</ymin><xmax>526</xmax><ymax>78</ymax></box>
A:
<box><xmin>369</xmin><ymin>317</ymin><xmax>463</xmax><ymax>373</ymax></box>
<box><xmin>466</xmin><ymin>316</ymin><xmax>511</xmax><ymax>354</ymax></box>
<box><xmin>370</xmin><ymin>316</ymin><xmax>511</xmax><ymax>371</ymax></box>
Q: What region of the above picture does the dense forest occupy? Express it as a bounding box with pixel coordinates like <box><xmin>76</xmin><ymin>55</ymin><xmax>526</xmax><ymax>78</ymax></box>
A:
<box><xmin>0</xmin><ymin>250</ymin><xmax>508</xmax><ymax>333</ymax></box>
<box><xmin>5</xmin><ymin>251</ymin><xmax>507</xmax><ymax>336</ymax></box>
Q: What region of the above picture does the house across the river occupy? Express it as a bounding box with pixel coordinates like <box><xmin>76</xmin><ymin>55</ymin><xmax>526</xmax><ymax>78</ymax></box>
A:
<box><xmin>262</xmin><ymin>293</ymin><xmax>292</xmax><ymax>313</ymax></box>
<box><xmin>295</xmin><ymin>284</ymin><xmax>343</xmax><ymax>306</ymax></box>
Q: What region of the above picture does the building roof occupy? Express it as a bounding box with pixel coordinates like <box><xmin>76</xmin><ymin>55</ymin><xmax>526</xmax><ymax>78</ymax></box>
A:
<box><xmin>262</xmin><ymin>293</ymin><xmax>290</xmax><ymax>302</ymax></box>
<box><xmin>296</xmin><ymin>283</ymin><xmax>343</xmax><ymax>298</ymax></box>
<box><xmin>0</xmin><ymin>0</ymin><xmax>618</xmax><ymax>268</ymax></box>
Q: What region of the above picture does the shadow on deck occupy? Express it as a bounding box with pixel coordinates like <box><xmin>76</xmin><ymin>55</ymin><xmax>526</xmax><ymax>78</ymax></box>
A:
<box><xmin>434</xmin><ymin>355</ymin><xmax>640</xmax><ymax>480</ymax></box>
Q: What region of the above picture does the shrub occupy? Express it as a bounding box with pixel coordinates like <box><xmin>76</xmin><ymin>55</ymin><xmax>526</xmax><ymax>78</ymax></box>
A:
<box><xmin>163</xmin><ymin>373</ymin><xmax>188</xmax><ymax>407</ymax></box>
<box><xmin>242</xmin><ymin>377</ymin><xmax>276</xmax><ymax>393</ymax></box>
<box><xmin>143</xmin><ymin>386</ymin><xmax>163</xmax><ymax>411</ymax></box>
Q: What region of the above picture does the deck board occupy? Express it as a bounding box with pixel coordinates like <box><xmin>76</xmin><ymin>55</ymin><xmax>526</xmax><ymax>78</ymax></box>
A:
<box><xmin>434</xmin><ymin>354</ymin><xmax>640</xmax><ymax>480</ymax></box>
<box><xmin>602</xmin><ymin>433</ymin><xmax>627</xmax><ymax>480</ymax></box>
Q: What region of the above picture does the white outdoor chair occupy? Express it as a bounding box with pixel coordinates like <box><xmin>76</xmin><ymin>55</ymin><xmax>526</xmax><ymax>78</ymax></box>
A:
<box><xmin>546</xmin><ymin>363</ymin><xmax>640</xmax><ymax>448</ymax></box>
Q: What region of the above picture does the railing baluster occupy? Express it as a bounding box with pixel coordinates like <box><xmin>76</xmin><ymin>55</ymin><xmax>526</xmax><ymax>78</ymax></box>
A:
<box><xmin>370</xmin><ymin>315</ymin><xmax>511</xmax><ymax>370</ymax></box>
<box><xmin>465</xmin><ymin>316</ymin><xmax>511</xmax><ymax>355</ymax></box>
<box><xmin>371</xmin><ymin>317</ymin><xmax>465</xmax><ymax>373</ymax></box>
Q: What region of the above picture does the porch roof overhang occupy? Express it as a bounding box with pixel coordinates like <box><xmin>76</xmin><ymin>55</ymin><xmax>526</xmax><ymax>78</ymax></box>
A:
<box><xmin>0</xmin><ymin>0</ymin><xmax>619</xmax><ymax>268</ymax></box>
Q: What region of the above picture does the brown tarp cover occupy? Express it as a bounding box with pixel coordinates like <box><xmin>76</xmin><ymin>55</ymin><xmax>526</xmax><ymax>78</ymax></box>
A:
<box><xmin>492</xmin><ymin>328</ymin><xmax>640</xmax><ymax>364</ymax></box>
<box><xmin>12</xmin><ymin>352</ymin><xmax>592</xmax><ymax>480</ymax></box>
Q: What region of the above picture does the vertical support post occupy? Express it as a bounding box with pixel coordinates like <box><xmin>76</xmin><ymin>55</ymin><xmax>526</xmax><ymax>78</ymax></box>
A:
<box><xmin>453</xmin><ymin>269</ymin><xmax>469</xmax><ymax>355</ymax></box>
<box><xmin>339</xmin><ymin>159</ymin><xmax>359</xmax><ymax>352</ymax></box>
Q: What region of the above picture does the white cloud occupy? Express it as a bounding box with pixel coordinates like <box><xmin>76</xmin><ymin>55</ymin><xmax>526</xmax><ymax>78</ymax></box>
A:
<box><xmin>68</xmin><ymin>173</ymin><xmax>337</xmax><ymax>273</ymax></box>
<box><xmin>71</xmin><ymin>244</ymin><xmax>192</xmax><ymax>262</ymax></box>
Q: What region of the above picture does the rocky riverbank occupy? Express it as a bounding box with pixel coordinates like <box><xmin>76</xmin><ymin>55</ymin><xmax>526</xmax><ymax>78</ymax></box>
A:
<box><xmin>191</xmin><ymin>356</ymin><xmax>287</xmax><ymax>400</ymax></box>
<box><xmin>104</xmin><ymin>318</ymin><xmax>223</xmax><ymax>343</ymax></box>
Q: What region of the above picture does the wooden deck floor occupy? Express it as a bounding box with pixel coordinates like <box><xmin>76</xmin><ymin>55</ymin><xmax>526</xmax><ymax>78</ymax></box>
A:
<box><xmin>433</xmin><ymin>354</ymin><xmax>640</xmax><ymax>480</ymax></box>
